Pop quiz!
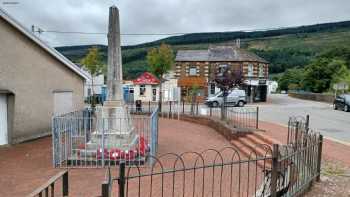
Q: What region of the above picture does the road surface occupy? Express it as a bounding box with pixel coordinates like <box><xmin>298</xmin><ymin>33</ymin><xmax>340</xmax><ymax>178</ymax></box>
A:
<box><xmin>258</xmin><ymin>94</ymin><xmax>350</xmax><ymax>143</ymax></box>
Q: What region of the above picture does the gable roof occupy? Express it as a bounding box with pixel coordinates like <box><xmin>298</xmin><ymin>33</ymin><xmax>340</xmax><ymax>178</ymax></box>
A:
<box><xmin>175</xmin><ymin>50</ymin><xmax>209</xmax><ymax>62</ymax></box>
<box><xmin>175</xmin><ymin>45</ymin><xmax>268</xmax><ymax>63</ymax></box>
<box><xmin>133</xmin><ymin>72</ymin><xmax>160</xmax><ymax>85</ymax></box>
<box><xmin>0</xmin><ymin>7</ymin><xmax>89</xmax><ymax>80</ymax></box>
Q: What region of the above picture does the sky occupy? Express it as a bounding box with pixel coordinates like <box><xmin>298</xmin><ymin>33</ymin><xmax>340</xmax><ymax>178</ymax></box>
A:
<box><xmin>1</xmin><ymin>0</ymin><xmax>350</xmax><ymax>47</ymax></box>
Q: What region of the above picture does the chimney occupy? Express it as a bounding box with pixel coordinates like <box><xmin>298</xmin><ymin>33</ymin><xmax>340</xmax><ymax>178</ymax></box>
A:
<box><xmin>236</xmin><ymin>39</ymin><xmax>241</xmax><ymax>48</ymax></box>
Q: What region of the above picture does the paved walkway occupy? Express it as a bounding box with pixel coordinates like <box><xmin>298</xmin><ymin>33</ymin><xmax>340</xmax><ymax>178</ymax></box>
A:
<box><xmin>1</xmin><ymin>118</ymin><xmax>349</xmax><ymax>196</ymax></box>
<box><xmin>0</xmin><ymin>118</ymin><xmax>231</xmax><ymax>197</ymax></box>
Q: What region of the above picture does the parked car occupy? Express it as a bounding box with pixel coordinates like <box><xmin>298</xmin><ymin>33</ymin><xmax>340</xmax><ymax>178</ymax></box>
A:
<box><xmin>205</xmin><ymin>89</ymin><xmax>246</xmax><ymax>107</ymax></box>
<box><xmin>333</xmin><ymin>94</ymin><xmax>350</xmax><ymax>112</ymax></box>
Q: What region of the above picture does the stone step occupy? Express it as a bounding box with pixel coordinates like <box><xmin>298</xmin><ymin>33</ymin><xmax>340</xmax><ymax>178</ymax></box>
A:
<box><xmin>250</xmin><ymin>132</ymin><xmax>281</xmax><ymax>146</ymax></box>
<box><xmin>237</xmin><ymin>137</ymin><xmax>272</xmax><ymax>157</ymax></box>
<box><xmin>231</xmin><ymin>136</ymin><xmax>273</xmax><ymax>169</ymax></box>
<box><xmin>245</xmin><ymin>133</ymin><xmax>274</xmax><ymax>147</ymax></box>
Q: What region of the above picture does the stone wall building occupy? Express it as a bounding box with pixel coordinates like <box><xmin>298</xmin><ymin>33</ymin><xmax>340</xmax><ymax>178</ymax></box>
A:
<box><xmin>0</xmin><ymin>8</ymin><xmax>89</xmax><ymax>145</ymax></box>
<box><xmin>175</xmin><ymin>45</ymin><xmax>269</xmax><ymax>102</ymax></box>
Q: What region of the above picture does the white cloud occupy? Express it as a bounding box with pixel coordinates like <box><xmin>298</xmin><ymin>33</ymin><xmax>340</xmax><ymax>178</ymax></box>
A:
<box><xmin>1</xmin><ymin>0</ymin><xmax>349</xmax><ymax>46</ymax></box>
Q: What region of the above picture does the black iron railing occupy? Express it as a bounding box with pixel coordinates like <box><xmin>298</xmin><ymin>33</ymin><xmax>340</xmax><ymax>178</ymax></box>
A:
<box><xmin>27</xmin><ymin>170</ymin><xmax>68</xmax><ymax>197</ymax></box>
<box><xmin>101</xmin><ymin>115</ymin><xmax>323</xmax><ymax>197</ymax></box>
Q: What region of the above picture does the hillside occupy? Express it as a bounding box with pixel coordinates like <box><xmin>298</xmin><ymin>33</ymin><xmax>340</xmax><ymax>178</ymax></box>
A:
<box><xmin>56</xmin><ymin>20</ymin><xmax>350</xmax><ymax>79</ymax></box>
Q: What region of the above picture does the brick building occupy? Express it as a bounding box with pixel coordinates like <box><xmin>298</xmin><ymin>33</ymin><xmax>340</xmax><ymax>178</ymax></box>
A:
<box><xmin>174</xmin><ymin>45</ymin><xmax>269</xmax><ymax>102</ymax></box>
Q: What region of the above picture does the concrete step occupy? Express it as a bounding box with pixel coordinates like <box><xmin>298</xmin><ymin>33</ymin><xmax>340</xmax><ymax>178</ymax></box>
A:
<box><xmin>245</xmin><ymin>133</ymin><xmax>273</xmax><ymax>147</ymax></box>
<box><xmin>230</xmin><ymin>132</ymin><xmax>282</xmax><ymax>169</ymax></box>
<box><xmin>230</xmin><ymin>139</ymin><xmax>271</xmax><ymax>169</ymax></box>
<box><xmin>250</xmin><ymin>132</ymin><xmax>281</xmax><ymax>146</ymax></box>
<box><xmin>237</xmin><ymin>137</ymin><xmax>272</xmax><ymax>157</ymax></box>
<box><xmin>230</xmin><ymin>139</ymin><xmax>253</xmax><ymax>159</ymax></box>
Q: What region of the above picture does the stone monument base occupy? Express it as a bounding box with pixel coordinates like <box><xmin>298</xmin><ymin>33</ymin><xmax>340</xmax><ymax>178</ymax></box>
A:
<box><xmin>87</xmin><ymin>102</ymin><xmax>139</xmax><ymax>151</ymax></box>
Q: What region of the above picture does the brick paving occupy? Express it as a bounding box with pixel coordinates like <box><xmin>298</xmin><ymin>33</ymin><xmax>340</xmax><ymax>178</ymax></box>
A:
<box><xmin>1</xmin><ymin>118</ymin><xmax>349</xmax><ymax>197</ymax></box>
<box><xmin>0</xmin><ymin>118</ymin><xmax>233</xmax><ymax>197</ymax></box>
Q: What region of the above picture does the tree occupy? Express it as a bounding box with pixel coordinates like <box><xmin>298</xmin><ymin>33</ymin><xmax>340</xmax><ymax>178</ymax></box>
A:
<box><xmin>329</xmin><ymin>60</ymin><xmax>350</xmax><ymax>93</ymax></box>
<box><xmin>278</xmin><ymin>68</ymin><xmax>305</xmax><ymax>91</ymax></box>
<box><xmin>80</xmin><ymin>47</ymin><xmax>105</xmax><ymax>108</ymax></box>
<box><xmin>147</xmin><ymin>43</ymin><xmax>174</xmax><ymax>112</ymax></box>
<box><xmin>189</xmin><ymin>84</ymin><xmax>199</xmax><ymax>115</ymax></box>
<box><xmin>303</xmin><ymin>58</ymin><xmax>350</xmax><ymax>93</ymax></box>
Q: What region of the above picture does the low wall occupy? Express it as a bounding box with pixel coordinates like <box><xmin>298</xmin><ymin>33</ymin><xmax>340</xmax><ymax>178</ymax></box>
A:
<box><xmin>288</xmin><ymin>92</ymin><xmax>334</xmax><ymax>103</ymax></box>
<box><xmin>174</xmin><ymin>114</ymin><xmax>262</xmax><ymax>141</ymax></box>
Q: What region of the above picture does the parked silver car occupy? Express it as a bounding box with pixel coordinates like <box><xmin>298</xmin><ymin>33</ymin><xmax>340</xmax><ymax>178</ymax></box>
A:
<box><xmin>205</xmin><ymin>89</ymin><xmax>247</xmax><ymax>107</ymax></box>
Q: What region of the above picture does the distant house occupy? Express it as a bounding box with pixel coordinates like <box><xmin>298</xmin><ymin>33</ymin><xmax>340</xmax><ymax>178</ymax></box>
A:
<box><xmin>132</xmin><ymin>72</ymin><xmax>160</xmax><ymax>102</ymax></box>
<box><xmin>0</xmin><ymin>8</ymin><xmax>89</xmax><ymax>145</ymax></box>
<box><xmin>175</xmin><ymin>44</ymin><xmax>269</xmax><ymax>102</ymax></box>
<box><xmin>124</xmin><ymin>71</ymin><xmax>179</xmax><ymax>103</ymax></box>
<box><xmin>267</xmin><ymin>81</ymin><xmax>278</xmax><ymax>94</ymax></box>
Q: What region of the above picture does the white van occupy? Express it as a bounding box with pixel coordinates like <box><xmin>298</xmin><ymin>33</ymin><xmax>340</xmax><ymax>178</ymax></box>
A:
<box><xmin>205</xmin><ymin>89</ymin><xmax>246</xmax><ymax>107</ymax></box>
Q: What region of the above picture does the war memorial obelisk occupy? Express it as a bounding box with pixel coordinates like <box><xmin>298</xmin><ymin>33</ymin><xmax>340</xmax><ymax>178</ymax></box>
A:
<box><xmin>94</xmin><ymin>6</ymin><xmax>137</xmax><ymax>150</ymax></box>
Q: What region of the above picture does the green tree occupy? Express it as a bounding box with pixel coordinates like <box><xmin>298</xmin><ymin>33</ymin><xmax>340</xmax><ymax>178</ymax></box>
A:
<box><xmin>303</xmin><ymin>58</ymin><xmax>350</xmax><ymax>93</ymax></box>
<box><xmin>147</xmin><ymin>43</ymin><xmax>174</xmax><ymax>112</ymax></box>
<box><xmin>329</xmin><ymin>60</ymin><xmax>350</xmax><ymax>92</ymax></box>
<box><xmin>189</xmin><ymin>84</ymin><xmax>199</xmax><ymax>115</ymax></box>
<box><xmin>318</xmin><ymin>47</ymin><xmax>350</xmax><ymax>68</ymax></box>
<box><xmin>80</xmin><ymin>47</ymin><xmax>105</xmax><ymax>108</ymax></box>
<box><xmin>278</xmin><ymin>68</ymin><xmax>305</xmax><ymax>91</ymax></box>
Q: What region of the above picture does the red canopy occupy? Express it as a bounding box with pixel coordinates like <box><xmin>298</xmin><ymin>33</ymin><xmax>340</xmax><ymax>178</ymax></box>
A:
<box><xmin>133</xmin><ymin>72</ymin><xmax>160</xmax><ymax>85</ymax></box>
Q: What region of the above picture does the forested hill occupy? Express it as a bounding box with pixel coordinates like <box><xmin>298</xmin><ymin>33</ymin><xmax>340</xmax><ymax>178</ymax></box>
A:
<box><xmin>56</xmin><ymin>20</ymin><xmax>350</xmax><ymax>79</ymax></box>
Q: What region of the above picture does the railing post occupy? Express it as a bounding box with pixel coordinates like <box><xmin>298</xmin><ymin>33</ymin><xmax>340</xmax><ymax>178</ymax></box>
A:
<box><xmin>306</xmin><ymin>114</ymin><xmax>310</xmax><ymax>132</ymax></box>
<box><xmin>148</xmin><ymin>101</ymin><xmax>151</xmax><ymax>113</ymax></box>
<box><xmin>256</xmin><ymin>106</ymin><xmax>259</xmax><ymax>129</ymax></box>
<box><xmin>221</xmin><ymin>102</ymin><xmax>225</xmax><ymax>120</ymax></box>
<box><xmin>102</xmin><ymin>182</ymin><xmax>110</xmax><ymax>197</ymax></box>
<box><xmin>102</xmin><ymin>168</ymin><xmax>111</xmax><ymax>197</ymax></box>
<box><xmin>294</xmin><ymin>122</ymin><xmax>300</xmax><ymax>146</ymax></box>
<box><xmin>209</xmin><ymin>106</ymin><xmax>212</xmax><ymax>117</ymax></box>
<box><xmin>62</xmin><ymin>171</ymin><xmax>69</xmax><ymax>196</ymax></box>
<box><xmin>50</xmin><ymin>183</ymin><xmax>54</xmax><ymax>197</ymax></box>
<box><xmin>118</xmin><ymin>162</ymin><xmax>126</xmax><ymax>197</ymax></box>
<box><xmin>169</xmin><ymin>101</ymin><xmax>172</xmax><ymax>118</ymax></box>
<box><xmin>316</xmin><ymin>135</ymin><xmax>323</xmax><ymax>182</ymax></box>
<box><xmin>270</xmin><ymin>144</ymin><xmax>279</xmax><ymax>197</ymax></box>
<box><xmin>196</xmin><ymin>102</ymin><xmax>199</xmax><ymax>115</ymax></box>
<box><xmin>182</xmin><ymin>101</ymin><xmax>185</xmax><ymax>114</ymax></box>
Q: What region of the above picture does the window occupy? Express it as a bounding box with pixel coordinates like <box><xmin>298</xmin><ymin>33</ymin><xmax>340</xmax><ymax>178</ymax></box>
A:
<box><xmin>189</xmin><ymin>67</ymin><xmax>197</xmax><ymax>76</ymax></box>
<box><xmin>87</xmin><ymin>88</ymin><xmax>92</xmax><ymax>96</ymax></box>
<box><xmin>259</xmin><ymin>64</ymin><xmax>264</xmax><ymax>77</ymax></box>
<box><xmin>140</xmin><ymin>85</ymin><xmax>146</xmax><ymax>96</ymax></box>
<box><xmin>218</xmin><ymin>64</ymin><xmax>228</xmax><ymax>76</ymax></box>
<box><xmin>247</xmin><ymin>64</ymin><xmax>254</xmax><ymax>77</ymax></box>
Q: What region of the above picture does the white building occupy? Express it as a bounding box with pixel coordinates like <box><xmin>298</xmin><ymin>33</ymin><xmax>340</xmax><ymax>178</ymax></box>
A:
<box><xmin>129</xmin><ymin>72</ymin><xmax>179</xmax><ymax>102</ymax></box>
<box><xmin>83</xmin><ymin>71</ymin><xmax>105</xmax><ymax>97</ymax></box>
<box><xmin>267</xmin><ymin>80</ymin><xmax>278</xmax><ymax>94</ymax></box>
<box><xmin>132</xmin><ymin>72</ymin><xmax>160</xmax><ymax>102</ymax></box>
